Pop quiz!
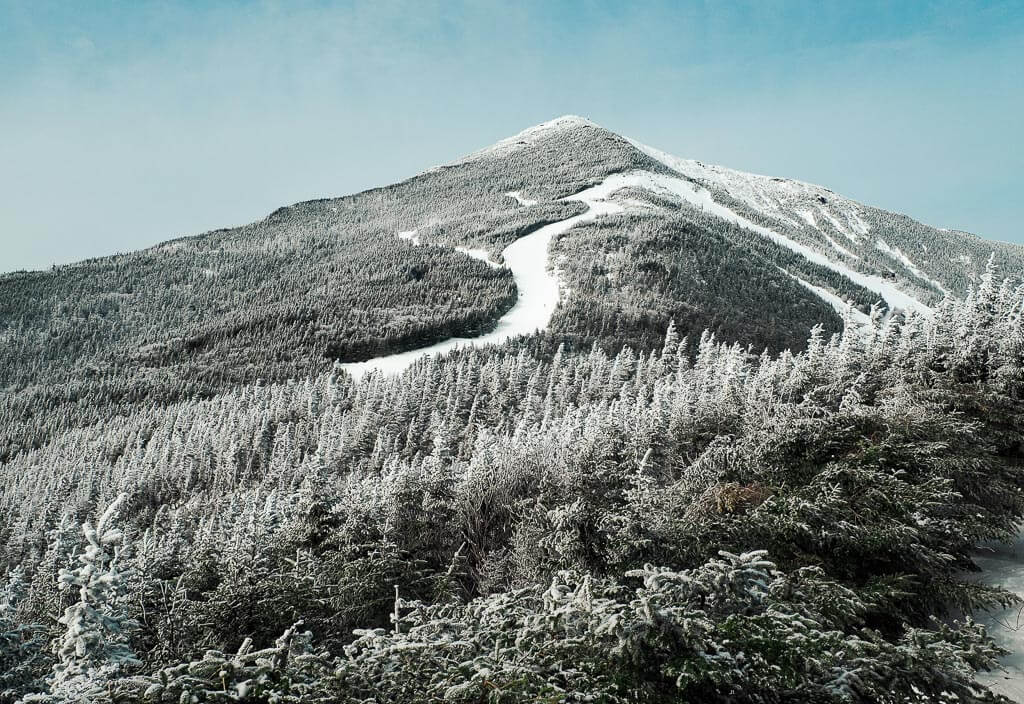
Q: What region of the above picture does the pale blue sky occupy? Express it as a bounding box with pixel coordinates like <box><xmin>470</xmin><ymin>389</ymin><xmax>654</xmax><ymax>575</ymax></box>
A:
<box><xmin>1</xmin><ymin>1</ymin><xmax>1022</xmax><ymax>273</ymax></box>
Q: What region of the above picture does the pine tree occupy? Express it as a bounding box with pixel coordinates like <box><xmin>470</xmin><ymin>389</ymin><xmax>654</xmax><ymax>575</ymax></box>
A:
<box><xmin>24</xmin><ymin>494</ymin><xmax>140</xmax><ymax>703</ymax></box>
<box><xmin>0</xmin><ymin>569</ymin><xmax>43</xmax><ymax>703</ymax></box>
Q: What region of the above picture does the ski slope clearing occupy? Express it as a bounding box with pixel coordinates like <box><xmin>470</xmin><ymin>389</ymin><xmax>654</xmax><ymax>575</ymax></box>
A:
<box><xmin>355</xmin><ymin>168</ymin><xmax>906</xmax><ymax>381</ymax></box>
<box><xmin>876</xmin><ymin>238</ymin><xmax>949</xmax><ymax>295</ymax></box>
<box><xmin>340</xmin><ymin>176</ymin><xmax>624</xmax><ymax>379</ymax></box>
<box><xmin>628</xmin><ymin>137</ymin><xmax>871</xmax><ymax>243</ymax></box>
<box><xmin>607</xmin><ymin>165</ymin><xmax>930</xmax><ymax>315</ymax></box>
<box><xmin>784</xmin><ymin>271</ymin><xmax>871</xmax><ymax>326</ymax></box>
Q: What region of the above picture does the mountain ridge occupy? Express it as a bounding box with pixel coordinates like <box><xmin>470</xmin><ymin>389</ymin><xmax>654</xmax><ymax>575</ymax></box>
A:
<box><xmin>2</xmin><ymin>115</ymin><xmax>1022</xmax><ymax>451</ymax></box>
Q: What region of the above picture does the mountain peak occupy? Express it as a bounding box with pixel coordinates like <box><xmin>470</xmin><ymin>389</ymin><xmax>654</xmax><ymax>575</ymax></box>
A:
<box><xmin>454</xmin><ymin>114</ymin><xmax>604</xmax><ymax>164</ymax></box>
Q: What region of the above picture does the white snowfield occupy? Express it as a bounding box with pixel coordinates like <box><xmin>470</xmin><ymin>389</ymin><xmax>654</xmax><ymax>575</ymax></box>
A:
<box><xmin>597</xmin><ymin>169</ymin><xmax>931</xmax><ymax>315</ymax></box>
<box><xmin>784</xmin><ymin>271</ymin><xmax>872</xmax><ymax>326</ymax></box>
<box><xmin>455</xmin><ymin>115</ymin><xmax>597</xmax><ymax>164</ymax></box>
<box><xmin>339</xmin><ymin>175</ymin><xmax>624</xmax><ymax>379</ymax></box>
<box><xmin>397</xmin><ymin>229</ymin><xmax>420</xmax><ymax>246</ymax></box>
<box><xmin>454</xmin><ymin>246</ymin><xmax>500</xmax><ymax>269</ymax></box>
<box><xmin>875</xmin><ymin>238</ymin><xmax>948</xmax><ymax>295</ymax></box>
<box><xmin>629</xmin><ymin>138</ymin><xmax>870</xmax><ymax>244</ymax></box>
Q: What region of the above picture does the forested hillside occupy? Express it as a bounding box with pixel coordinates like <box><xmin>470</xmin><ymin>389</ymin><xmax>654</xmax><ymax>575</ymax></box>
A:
<box><xmin>2</xmin><ymin>116</ymin><xmax>1024</xmax><ymax>702</ymax></box>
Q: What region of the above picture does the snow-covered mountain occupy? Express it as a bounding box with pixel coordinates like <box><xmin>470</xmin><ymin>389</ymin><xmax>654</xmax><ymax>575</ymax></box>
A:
<box><xmin>4</xmin><ymin>113</ymin><xmax>1022</xmax><ymax>431</ymax></box>
<box><xmin>451</xmin><ymin>115</ymin><xmax>1019</xmax><ymax>318</ymax></box>
<box><xmin>2</xmin><ymin>115</ymin><xmax>1024</xmax><ymax>703</ymax></box>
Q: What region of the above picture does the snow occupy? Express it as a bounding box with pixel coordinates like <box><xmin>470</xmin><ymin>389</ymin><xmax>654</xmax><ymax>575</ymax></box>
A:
<box><xmin>397</xmin><ymin>230</ymin><xmax>497</xmax><ymax>268</ymax></box>
<box><xmin>630</xmin><ymin>137</ymin><xmax>864</xmax><ymax>239</ymax></box>
<box><xmin>819</xmin><ymin>207</ymin><xmax>862</xmax><ymax>244</ymax></box>
<box><xmin>455</xmin><ymin>115</ymin><xmax>597</xmax><ymax>163</ymax></box>
<box><xmin>340</xmin><ymin>174</ymin><xmax>624</xmax><ymax>380</ymax></box>
<box><xmin>602</xmin><ymin>170</ymin><xmax>930</xmax><ymax>314</ymax></box>
<box><xmin>783</xmin><ymin>270</ymin><xmax>871</xmax><ymax>326</ymax></box>
<box><xmin>398</xmin><ymin>230</ymin><xmax>421</xmax><ymax>246</ymax></box>
<box><xmin>454</xmin><ymin>246</ymin><xmax>500</xmax><ymax>269</ymax></box>
<box><xmin>797</xmin><ymin>210</ymin><xmax>817</xmax><ymax>228</ymax></box>
<box><xmin>875</xmin><ymin>239</ymin><xmax>948</xmax><ymax>295</ymax></box>
<box><xmin>628</xmin><ymin>137</ymin><xmax>869</xmax><ymax>245</ymax></box>
<box><xmin>972</xmin><ymin>531</ymin><xmax>1024</xmax><ymax>701</ymax></box>
<box><xmin>352</xmin><ymin>165</ymin><xmax>931</xmax><ymax>380</ymax></box>
<box><xmin>506</xmin><ymin>191</ymin><xmax>538</xmax><ymax>207</ymax></box>
<box><xmin>819</xmin><ymin>231</ymin><xmax>859</xmax><ymax>261</ymax></box>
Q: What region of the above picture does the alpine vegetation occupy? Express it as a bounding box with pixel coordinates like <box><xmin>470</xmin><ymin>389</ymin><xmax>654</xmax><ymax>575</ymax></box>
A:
<box><xmin>1</xmin><ymin>117</ymin><xmax>1024</xmax><ymax>702</ymax></box>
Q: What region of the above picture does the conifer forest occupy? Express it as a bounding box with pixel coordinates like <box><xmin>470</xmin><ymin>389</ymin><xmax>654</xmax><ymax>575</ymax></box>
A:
<box><xmin>2</xmin><ymin>117</ymin><xmax>1024</xmax><ymax>703</ymax></box>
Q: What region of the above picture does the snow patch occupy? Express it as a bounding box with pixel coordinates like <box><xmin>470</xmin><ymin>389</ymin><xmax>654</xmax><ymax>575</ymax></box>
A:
<box><xmin>397</xmin><ymin>230</ymin><xmax>421</xmax><ymax>246</ymax></box>
<box><xmin>604</xmin><ymin>170</ymin><xmax>930</xmax><ymax>314</ymax></box>
<box><xmin>797</xmin><ymin>210</ymin><xmax>817</xmax><ymax>228</ymax></box>
<box><xmin>629</xmin><ymin>137</ymin><xmax>870</xmax><ymax>246</ymax></box>
<box><xmin>454</xmin><ymin>246</ymin><xmax>500</xmax><ymax>269</ymax></box>
<box><xmin>457</xmin><ymin>115</ymin><xmax>597</xmax><ymax>163</ymax></box>
<box><xmin>973</xmin><ymin>533</ymin><xmax>1024</xmax><ymax>701</ymax></box>
<box><xmin>782</xmin><ymin>270</ymin><xmax>871</xmax><ymax>326</ymax></box>
<box><xmin>506</xmin><ymin>191</ymin><xmax>538</xmax><ymax>207</ymax></box>
<box><xmin>876</xmin><ymin>239</ymin><xmax>948</xmax><ymax>295</ymax></box>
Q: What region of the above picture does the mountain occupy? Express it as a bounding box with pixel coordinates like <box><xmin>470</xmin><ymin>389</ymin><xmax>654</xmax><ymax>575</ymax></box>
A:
<box><xmin>3</xmin><ymin>115</ymin><xmax>1021</xmax><ymax>457</ymax></box>
<box><xmin>2</xmin><ymin>116</ymin><xmax>1023</xmax><ymax>702</ymax></box>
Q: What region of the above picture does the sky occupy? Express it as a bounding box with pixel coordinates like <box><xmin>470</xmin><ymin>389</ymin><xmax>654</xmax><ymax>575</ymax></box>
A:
<box><xmin>1</xmin><ymin>0</ymin><xmax>1022</xmax><ymax>273</ymax></box>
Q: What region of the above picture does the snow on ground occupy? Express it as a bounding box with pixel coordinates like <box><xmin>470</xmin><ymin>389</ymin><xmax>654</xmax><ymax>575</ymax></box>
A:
<box><xmin>398</xmin><ymin>229</ymin><xmax>497</xmax><ymax>268</ymax></box>
<box><xmin>629</xmin><ymin>137</ymin><xmax>869</xmax><ymax>244</ymax></box>
<box><xmin>819</xmin><ymin>230</ymin><xmax>859</xmax><ymax>260</ymax></box>
<box><xmin>453</xmin><ymin>115</ymin><xmax>597</xmax><ymax>164</ymax></box>
<box><xmin>454</xmin><ymin>246</ymin><xmax>500</xmax><ymax>269</ymax></box>
<box><xmin>340</xmin><ymin>174</ymin><xmax>624</xmax><ymax>380</ymax></box>
<box><xmin>819</xmin><ymin>207</ymin><xmax>862</xmax><ymax>244</ymax></box>
<box><xmin>972</xmin><ymin>532</ymin><xmax>1024</xmax><ymax>701</ymax></box>
<box><xmin>876</xmin><ymin>239</ymin><xmax>949</xmax><ymax>295</ymax></box>
<box><xmin>347</xmin><ymin>167</ymin><xmax>930</xmax><ymax>381</ymax></box>
<box><xmin>603</xmin><ymin>170</ymin><xmax>930</xmax><ymax>314</ymax></box>
<box><xmin>506</xmin><ymin>191</ymin><xmax>538</xmax><ymax>207</ymax></box>
<box><xmin>781</xmin><ymin>269</ymin><xmax>871</xmax><ymax>325</ymax></box>
<box><xmin>397</xmin><ymin>230</ymin><xmax>421</xmax><ymax>246</ymax></box>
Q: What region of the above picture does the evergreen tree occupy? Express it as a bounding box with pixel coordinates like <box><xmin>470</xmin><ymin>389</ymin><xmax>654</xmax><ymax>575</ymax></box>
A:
<box><xmin>24</xmin><ymin>495</ymin><xmax>140</xmax><ymax>703</ymax></box>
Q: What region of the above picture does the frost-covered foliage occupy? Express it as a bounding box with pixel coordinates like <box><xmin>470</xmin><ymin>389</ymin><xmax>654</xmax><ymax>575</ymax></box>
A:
<box><xmin>0</xmin><ymin>261</ymin><xmax>1020</xmax><ymax>701</ymax></box>
<box><xmin>0</xmin><ymin>569</ymin><xmax>43</xmax><ymax>703</ymax></box>
<box><xmin>334</xmin><ymin>552</ymin><xmax>1005</xmax><ymax>703</ymax></box>
<box><xmin>632</xmin><ymin>137</ymin><xmax>1024</xmax><ymax>303</ymax></box>
<box><xmin>21</xmin><ymin>495</ymin><xmax>140</xmax><ymax>703</ymax></box>
<box><xmin>5</xmin><ymin>118</ymin><xmax>1019</xmax><ymax>466</ymax></box>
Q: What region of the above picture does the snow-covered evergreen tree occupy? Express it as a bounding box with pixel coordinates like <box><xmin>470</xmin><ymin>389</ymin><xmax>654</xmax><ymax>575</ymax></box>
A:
<box><xmin>23</xmin><ymin>495</ymin><xmax>139</xmax><ymax>703</ymax></box>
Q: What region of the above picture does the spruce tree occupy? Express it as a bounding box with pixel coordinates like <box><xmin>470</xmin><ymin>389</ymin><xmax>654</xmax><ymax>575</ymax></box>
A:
<box><xmin>24</xmin><ymin>495</ymin><xmax>140</xmax><ymax>703</ymax></box>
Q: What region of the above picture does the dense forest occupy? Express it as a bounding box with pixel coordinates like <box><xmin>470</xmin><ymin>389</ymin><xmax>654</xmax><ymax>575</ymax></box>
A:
<box><xmin>3</xmin><ymin>116</ymin><xmax>1024</xmax><ymax>702</ymax></box>
<box><xmin>1</xmin><ymin>257</ymin><xmax>1023</xmax><ymax>702</ymax></box>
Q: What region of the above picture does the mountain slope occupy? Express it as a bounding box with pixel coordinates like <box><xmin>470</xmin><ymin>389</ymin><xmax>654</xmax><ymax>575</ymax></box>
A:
<box><xmin>2</xmin><ymin>116</ymin><xmax>1024</xmax><ymax>703</ymax></box>
<box><xmin>3</xmin><ymin>115</ymin><xmax>1023</xmax><ymax>458</ymax></box>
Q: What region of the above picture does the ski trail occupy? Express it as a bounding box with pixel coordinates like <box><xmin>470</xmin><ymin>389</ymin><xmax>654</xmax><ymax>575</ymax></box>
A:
<box><xmin>340</xmin><ymin>178</ymin><xmax>623</xmax><ymax>379</ymax></box>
